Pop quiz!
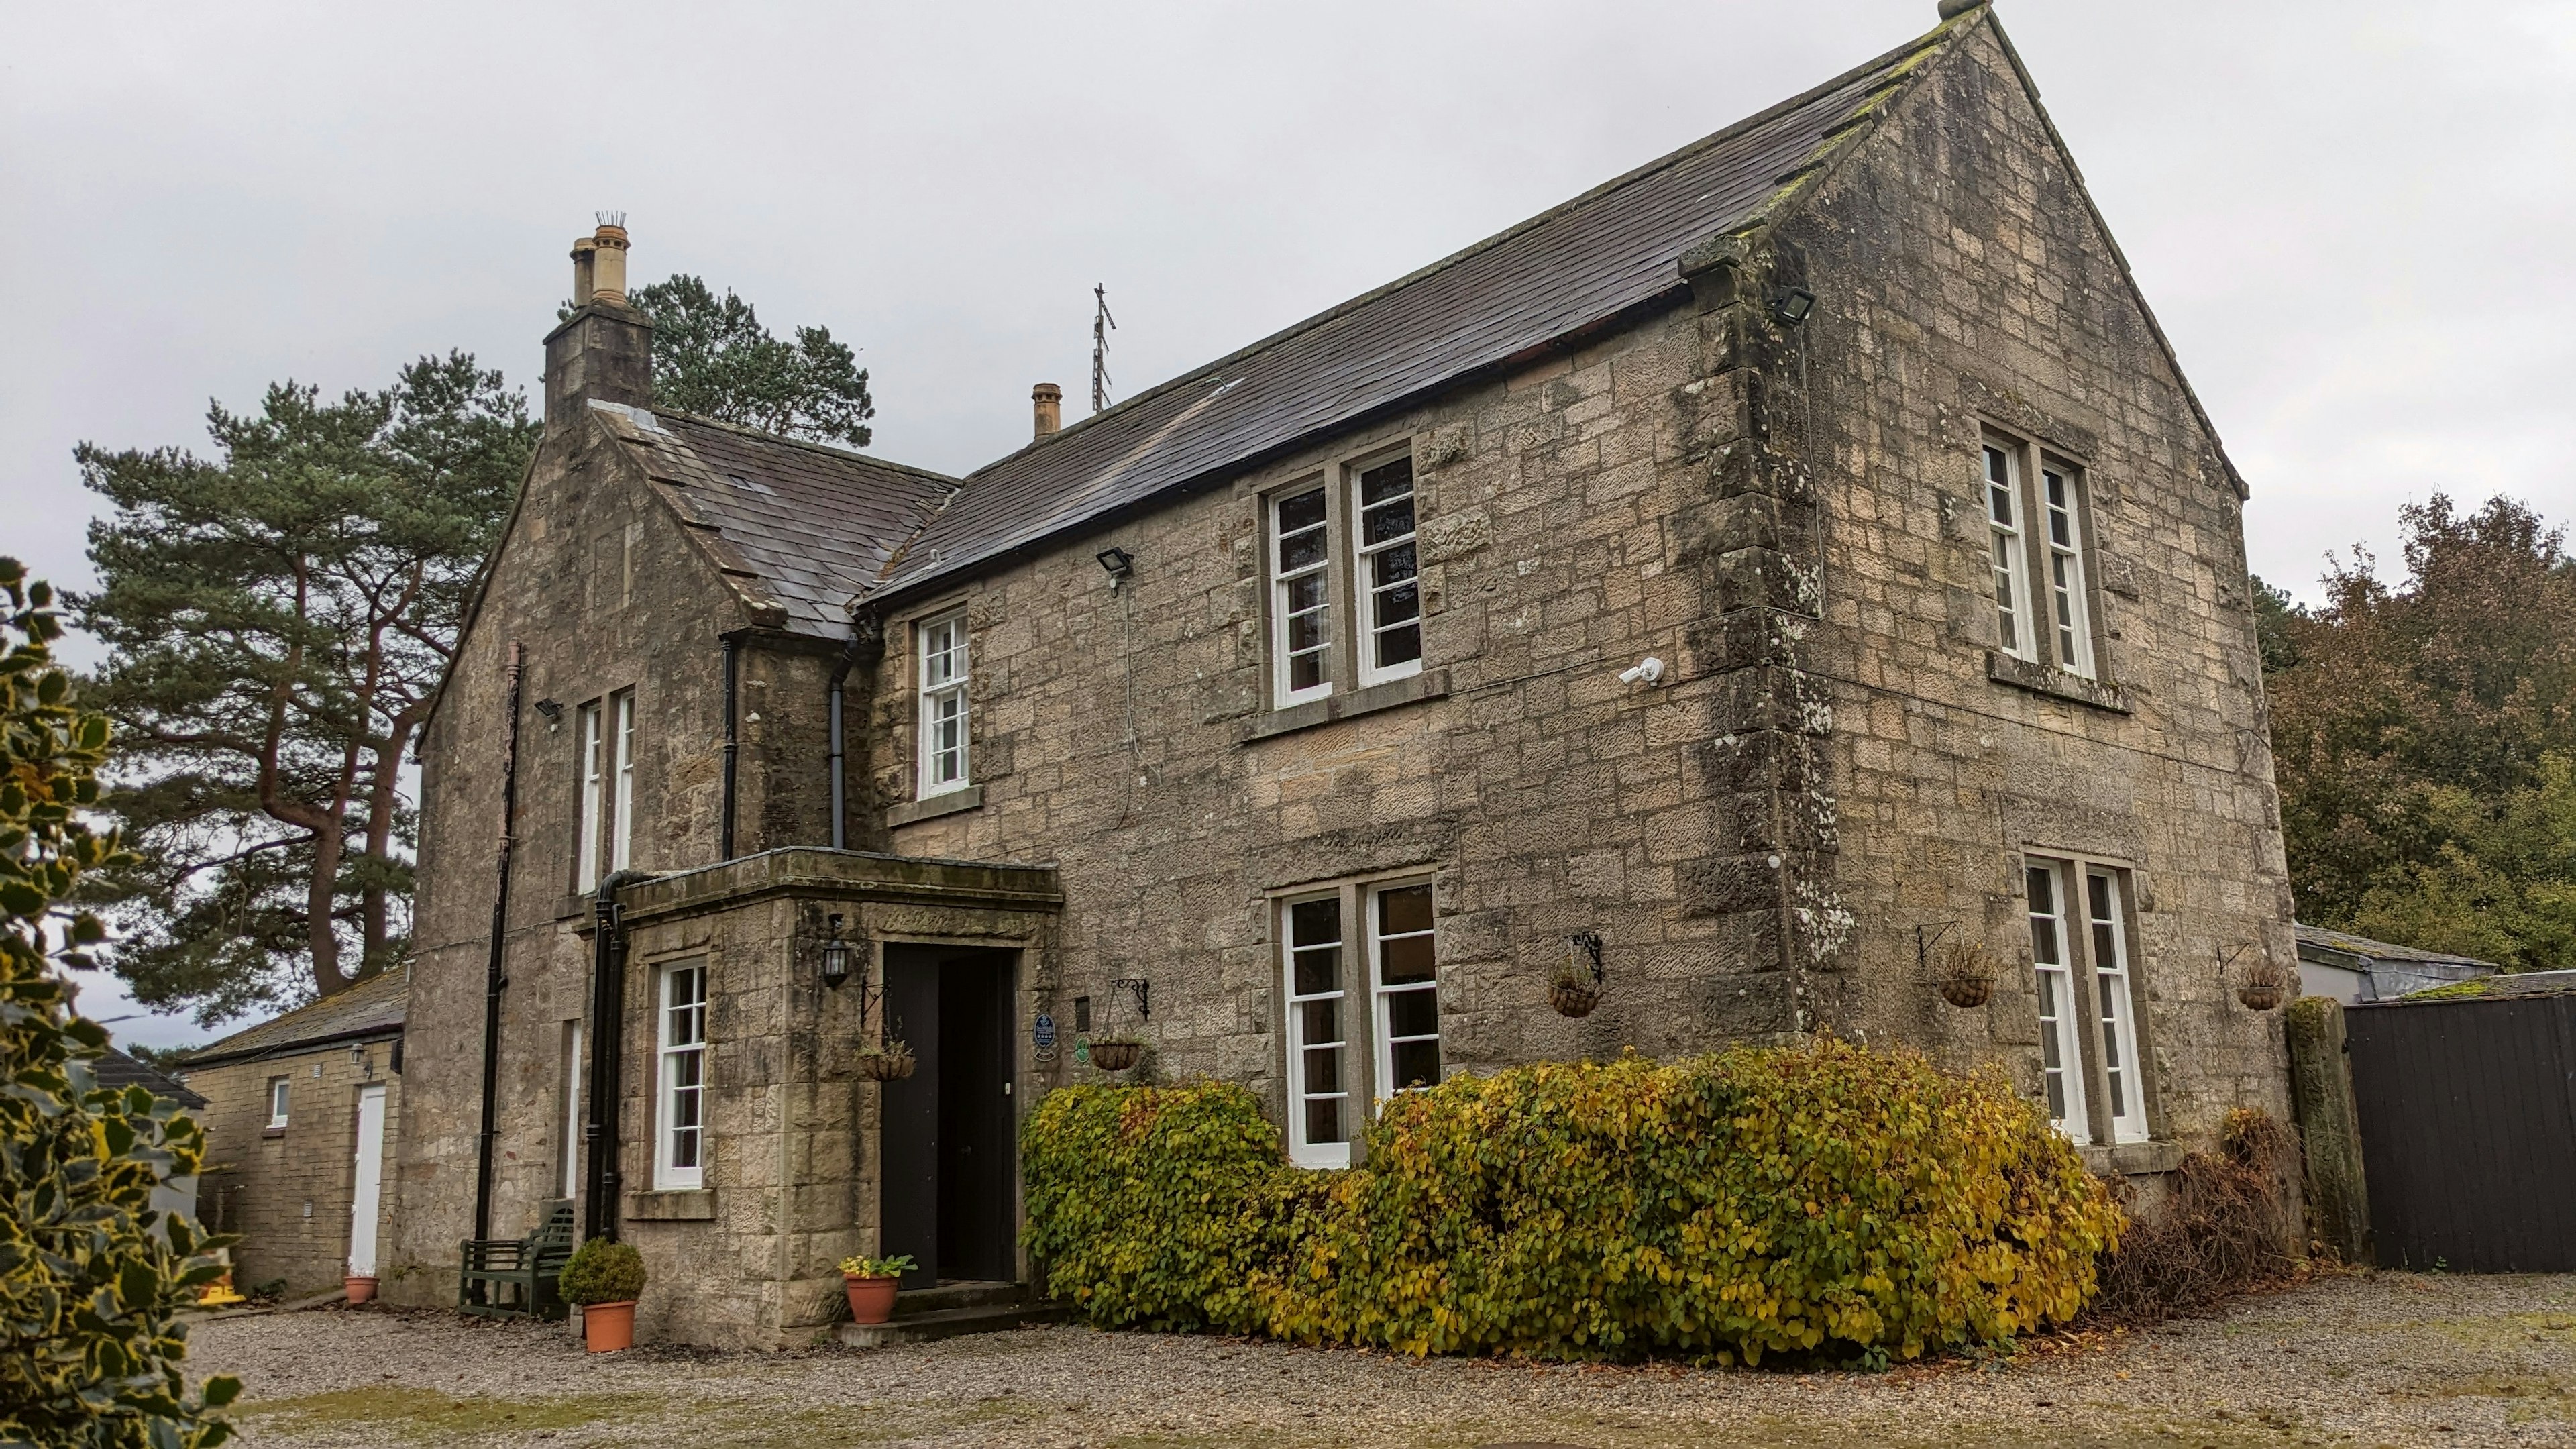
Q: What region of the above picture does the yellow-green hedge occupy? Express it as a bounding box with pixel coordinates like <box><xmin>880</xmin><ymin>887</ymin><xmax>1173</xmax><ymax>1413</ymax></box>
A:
<box><xmin>1024</xmin><ymin>1038</ymin><xmax>2121</xmax><ymax>1364</ymax></box>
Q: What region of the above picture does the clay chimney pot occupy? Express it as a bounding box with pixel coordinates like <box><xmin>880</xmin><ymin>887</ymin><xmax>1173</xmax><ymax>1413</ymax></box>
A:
<box><xmin>1032</xmin><ymin>383</ymin><xmax>1063</xmax><ymax>439</ymax></box>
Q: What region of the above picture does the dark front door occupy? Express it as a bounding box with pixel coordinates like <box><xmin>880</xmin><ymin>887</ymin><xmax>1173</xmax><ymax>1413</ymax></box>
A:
<box><xmin>878</xmin><ymin>945</ymin><xmax>1017</xmax><ymax>1289</ymax></box>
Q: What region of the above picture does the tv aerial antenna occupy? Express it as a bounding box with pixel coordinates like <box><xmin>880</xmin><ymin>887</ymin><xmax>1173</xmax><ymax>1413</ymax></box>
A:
<box><xmin>1091</xmin><ymin>283</ymin><xmax>1117</xmax><ymax>415</ymax></box>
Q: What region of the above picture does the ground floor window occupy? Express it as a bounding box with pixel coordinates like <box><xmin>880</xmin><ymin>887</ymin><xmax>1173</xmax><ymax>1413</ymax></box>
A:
<box><xmin>2025</xmin><ymin>855</ymin><xmax>2153</xmax><ymax>1146</ymax></box>
<box><xmin>1279</xmin><ymin>875</ymin><xmax>1440</xmax><ymax>1168</ymax></box>
<box><xmin>656</xmin><ymin>961</ymin><xmax>708</xmax><ymax>1190</ymax></box>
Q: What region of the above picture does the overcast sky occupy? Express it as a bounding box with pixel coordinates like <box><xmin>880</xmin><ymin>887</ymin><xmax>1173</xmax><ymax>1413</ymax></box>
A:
<box><xmin>6</xmin><ymin>1</ymin><xmax>2573</xmax><ymax>1046</ymax></box>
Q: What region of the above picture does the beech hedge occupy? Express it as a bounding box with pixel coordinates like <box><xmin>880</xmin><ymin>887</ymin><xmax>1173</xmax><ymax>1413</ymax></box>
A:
<box><xmin>1024</xmin><ymin>1038</ymin><xmax>2121</xmax><ymax>1364</ymax></box>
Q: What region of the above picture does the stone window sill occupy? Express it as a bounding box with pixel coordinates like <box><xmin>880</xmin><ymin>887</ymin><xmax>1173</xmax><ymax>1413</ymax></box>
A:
<box><xmin>262</xmin><ymin>1127</ymin><xmax>286</xmax><ymax>1140</ymax></box>
<box><xmin>2081</xmin><ymin>1139</ymin><xmax>2184</xmax><ymax>1177</ymax></box>
<box><xmin>885</xmin><ymin>784</ymin><xmax>982</xmax><ymax>828</ymax></box>
<box><xmin>1244</xmin><ymin>668</ymin><xmax>1448</xmax><ymax>743</ymax></box>
<box><xmin>623</xmin><ymin>1189</ymin><xmax>716</xmax><ymax>1222</ymax></box>
<box><xmin>1986</xmin><ymin>651</ymin><xmax>2131</xmax><ymax>714</ymax></box>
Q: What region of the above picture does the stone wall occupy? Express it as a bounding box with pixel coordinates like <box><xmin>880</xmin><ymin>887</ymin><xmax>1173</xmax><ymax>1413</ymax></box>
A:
<box><xmin>389</xmin><ymin>393</ymin><xmax>843</xmax><ymax>1301</ymax></box>
<box><xmin>1776</xmin><ymin>19</ymin><xmax>2296</xmax><ymax>1147</ymax></box>
<box><xmin>186</xmin><ymin>1040</ymin><xmax>401</xmax><ymax>1298</ymax></box>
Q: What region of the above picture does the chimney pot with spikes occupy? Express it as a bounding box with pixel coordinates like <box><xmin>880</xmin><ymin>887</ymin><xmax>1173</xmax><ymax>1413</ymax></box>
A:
<box><xmin>543</xmin><ymin>213</ymin><xmax>653</xmax><ymax>429</ymax></box>
<box><xmin>1032</xmin><ymin>382</ymin><xmax>1063</xmax><ymax>440</ymax></box>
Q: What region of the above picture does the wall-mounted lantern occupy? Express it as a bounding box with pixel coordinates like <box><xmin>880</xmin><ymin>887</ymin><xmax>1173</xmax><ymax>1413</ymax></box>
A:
<box><xmin>820</xmin><ymin>913</ymin><xmax>854</xmax><ymax>991</ymax></box>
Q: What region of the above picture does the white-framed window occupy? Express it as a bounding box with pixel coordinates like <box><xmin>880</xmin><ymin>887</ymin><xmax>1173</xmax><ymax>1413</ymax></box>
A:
<box><xmin>266</xmin><ymin>1076</ymin><xmax>290</xmax><ymax>1129</ymax></box>
<box><xmin>655</xmin><ymin>961</ymin><xmax>708</xmax><ymax>1191</ymax></box>
<box><xmin>1368</xmin><ymin>881</ymin><xmax>1440</xmax><ymax>1093</ymax></box>
<box><xmin>576</xmin><ymin>701</ymin><xmax>605</xmax><ymax>892</ymax></box>
<box><xmin>2086</xmin><ymin>869</ymin><xmax>2149</xmax><ymax>1144</ymax></box>
<box><xmin>1985</xmin><ymin>443</ymin><xmax>2035</xmax><ymax>663</ymax></box>
<box><xmin>1351</xmin><ymin>455</ymin><xmax>1421</xmax><ymax>688</ymax></box>
<box><xmin>1281</xmin><ymin>894</ymin><xmax>1351</xmax><ymax>1169</ymax></box>
<box><xmin>2041</xmin><ymin>465</ymin><xmax>2094</xmax><ymax>679</ymax></box>
<box><xmin>916</xmin><ymin>610</ymin><xmax>971</xmax><ymax>796</ymax></box>
<box><xmin>1277</xmin><ymin>873</ymin><xmax>1441</xmax><ymax>1168</ymax></box>
<box><xmin>2025</xmin><ymin>861</ymin><xmax>2090</xmax><ymax>1144</ymax></box>
<box><xmin>610</xmin><ymin>692</ymin><xmax>637</xmax><ymax>871</ymax></box>
<box><xmin>1270</xmin><ymin>485</ymin><xmax>1333</xmax><ymax>706</ymax></box>
<box><xmin>558</xmin><ymin>1019</ymin><xmax>584</xmax><ymax>1200</ymax></box>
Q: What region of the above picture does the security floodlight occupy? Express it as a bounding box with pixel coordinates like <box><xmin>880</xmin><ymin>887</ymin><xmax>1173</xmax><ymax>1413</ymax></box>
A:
<box><xmin>1096</xmin><ymin>546</ymin><xmax>1135</xmax><ymax>582</ymax></box>
<box><xmin>1769</xmin><ymin>287</ymin><xmax>1816</xmax><ymax>328</ymax></box>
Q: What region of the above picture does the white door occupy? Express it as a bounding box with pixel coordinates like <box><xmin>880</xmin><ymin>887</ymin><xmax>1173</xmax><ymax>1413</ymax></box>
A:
<box><xmin>348</xmin><ymin>1083</ymin><xmax>387</xmax><ymax>1277</ymax></box>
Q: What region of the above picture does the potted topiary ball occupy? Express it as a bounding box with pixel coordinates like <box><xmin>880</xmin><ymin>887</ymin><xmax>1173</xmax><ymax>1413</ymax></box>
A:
<box><xmin>559</xmin><ymin>1238</ymin><xmax>647</xmax><ymax>1353</ymax></box>
<box><xmin>837</xmin><ymin>1254</ymin><xmax>916</xmax><ymax>1325</ymax></box>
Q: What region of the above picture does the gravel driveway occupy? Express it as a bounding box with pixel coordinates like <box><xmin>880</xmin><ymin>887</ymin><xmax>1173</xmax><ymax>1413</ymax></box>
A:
<box><xmin>193</xmin><ymin>1271</ymin><xmax>2576</xmax><ymax>1448</ymax></box>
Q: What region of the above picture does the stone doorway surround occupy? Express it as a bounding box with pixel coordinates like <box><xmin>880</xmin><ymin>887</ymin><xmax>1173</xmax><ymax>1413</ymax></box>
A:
<box><xmin>585</xmin><ymin>847</ymin><xmax>1061</xmax><ymax>1348</ymax></box>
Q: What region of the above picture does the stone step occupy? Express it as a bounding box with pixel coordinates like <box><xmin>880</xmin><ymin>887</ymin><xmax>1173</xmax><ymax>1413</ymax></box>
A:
<box><xmin>837</xmin><ymin>1299</ymin><xmax>1071</xmax><ymax>1349</ymax></box>
<box><xmin>892</xmin><ymin>1279</ymin><xmax>1028</xmax><ymax>1317</ymax></box>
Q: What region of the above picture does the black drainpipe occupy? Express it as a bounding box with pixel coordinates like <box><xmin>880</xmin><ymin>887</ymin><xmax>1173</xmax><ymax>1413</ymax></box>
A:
<box><xmin>472</xmin><ymin>641</ymin><xmax>526</xmax><ymax>1244</ymax></box>
<box><xmin>719</xmin><ymin>635</ymin><xmax>739</xmax><ymax>861</ymax></box>
<box><xmin>826</xmin><ymin>613</ymin><xmax>865</xmax><ymax>851</ymax></box>
<box><xmin>580</xmin><ymin>869</ymin><xmax>652</xmax><ymax>1242</ymax></box>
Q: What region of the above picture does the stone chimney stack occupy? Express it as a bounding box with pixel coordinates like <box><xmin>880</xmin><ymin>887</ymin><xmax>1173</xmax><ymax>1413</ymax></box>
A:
<box><xmin>544</xmin><ymin>215</ymin><xmax>653</xmax><ymax>430</ymax></box>
<box><xmin>1032</xmin><ymin>383</ymin><xmax>1063</xmax><ymax>440</ymax></box>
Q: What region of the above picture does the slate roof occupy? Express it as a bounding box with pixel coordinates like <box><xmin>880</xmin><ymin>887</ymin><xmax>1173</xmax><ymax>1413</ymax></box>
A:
<box><xmin>865</xmin><ymin>16</ymin><xmax>1974</xmax><ymax>600</ymax></box>
<box><xmin>2294</xmin><ymin>924</ymin><xmax>2500</xmax><ymax>972</ymax></box>
<box><xmin>589</xmin><ymin>402</ymin><xmax>957</xmax><ymax>639</ymax></box>
<box><xmin>181</xmin><ymin>968</ymin><xmax>409</xmax><ymax>1071</ymax></box>
<box><xmin>93</xmin><ymin>1045</ymin><xmax>208</xmax><ymax>1109</ymax></box>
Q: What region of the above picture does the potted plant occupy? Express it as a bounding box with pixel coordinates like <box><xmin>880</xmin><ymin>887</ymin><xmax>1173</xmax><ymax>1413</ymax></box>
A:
<box><xmin>559</xmin><ymin>1238</ymin><xmax>647</xmax><ymax>1353</ymax></box>
<box><xmin>1932</xmin><ymin>940</ymin><xmax>1998</xmax><ymax>1008</ymax></box>
<box><xmin>837</xmin><ymin>1254</ymin><xmax>916</xmax><ymax>1325</ymax></box>
<box><xmin>343</xmin><ymin>1273</ymin><xmax>378</xmax><ymax>1305</ymax></box>
<box><xmin>857</xmin><ymin>1038</ymin><xmax>916</xmax><ymax>1083</ymax></box>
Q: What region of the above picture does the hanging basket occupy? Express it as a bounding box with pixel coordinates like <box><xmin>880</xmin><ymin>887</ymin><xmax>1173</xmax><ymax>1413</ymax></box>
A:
<box><xmin>2237</xmin><ymin>959</ymin><xmax>2296</xmax><ymax>1012</ymax></box>
<box><xmin>857</xmin><ymin>1040</ymin><xmax>917</xmax><ymax>1082</ymax></box>
<box><xmin>1549</xmin><ymin>932</ymin><xmax>1605</xmax><ymax>1018</ymax></box>
<box><xmin>1088</xmin><ymin>1038</ymin><xmax>1143</xmax><ymax>1073</ymax></box>
<box><xmin>1931</xmin><ymin>940</ymin><xmax>1998</xmax><ymax>1008</ymax></box>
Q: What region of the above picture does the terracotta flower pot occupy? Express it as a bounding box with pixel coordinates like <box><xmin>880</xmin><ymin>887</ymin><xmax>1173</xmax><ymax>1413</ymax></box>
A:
<box><xmin>581</xmin><ymin>1300</ymin><xmax>637</xmax><ymax>1353</ymax></box>
<box><xmin>343</xmin><ymin>1275</ymin><xmax>378</xmax><ymax>1305</ymax></box>
<box><xmin>844</xmin><ymin>1273</ymin><xmax>900</xmax><ymax>1325</ymax></box>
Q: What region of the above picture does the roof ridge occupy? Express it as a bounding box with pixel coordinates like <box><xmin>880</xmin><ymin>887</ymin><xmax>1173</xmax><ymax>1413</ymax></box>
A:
<box><xmin>965</xmin><ymin>14</ymin><xmax>1974</xmax><ymax>484</ymax></box>
<box><xmin>655</xmin><ymin>409</ymin><xmax>965</xmax><ymax>491</ymax></box>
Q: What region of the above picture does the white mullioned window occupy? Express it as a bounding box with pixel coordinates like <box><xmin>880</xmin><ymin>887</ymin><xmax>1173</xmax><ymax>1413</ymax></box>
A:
<box><xmin>1352</xmin><ymin>455</ymin><xmax>1421</xmax><ymax>687</ymax></box>
<box><xmin>1368</xmin><ymin>881</ymin><xmax>1440</xmax><ymax>1094</ymax></box>
<box><xmin>2041</xmin><ymin>465</ymin><xmax>2094</xmax><ymax>678</ymax></box>
<box><xmin>655</xmin><ymin>961</ymin><xmax>708</xmax><ymax>1191</ymax></box>
<box><xmin>916</xmin><ymin>610</ymin><xmax>970</xmax><ymax>796</ymax></box>
<box><xmin>266</xmin><ymin>1077</ymin><xmax>290</xmax><ymax>1129</ymax></box>
<box><xmin>575</xmin><ymin>702</ymin><xmax>605</xmax><ymax>892</ymax></box>
<box><xmin>2086</xmin><ymin>869</ymin><xmax>2149</xmax><ymax>1144</ymax></box>
<box><xmin>1985</xmin><ymin>444</ymin><xmax>2035</xmax><ymax>662</ymax></box>
<box><xmin>1271</xmin><ymin>485</ymin><xmax>1333</xmax><ymax>706</ymax></box>
<box><xmin>610</xmin><ymin>691</ymin><xmax>636</xmax><ymax>871</ymax></box>
<box><xmin>2026</xmin><ymin>861</ymin><xmax>2090</xmax><ymax>1143</ymax></box>
<box><xmin>1282</xmin><ymin>895</ymin><xmax>1350</xmax><ymax>1169</ymax></box>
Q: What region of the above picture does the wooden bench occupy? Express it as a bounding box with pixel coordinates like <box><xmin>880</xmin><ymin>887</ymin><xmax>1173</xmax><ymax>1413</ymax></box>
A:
<box><xmin>458</xmin><ymin>1200</ymin><xmax>575</xmax><ymax>1320</ymax></box>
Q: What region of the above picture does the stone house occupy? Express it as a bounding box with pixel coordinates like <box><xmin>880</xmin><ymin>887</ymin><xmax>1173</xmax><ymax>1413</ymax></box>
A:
<box><xmin>178</xmin><ymin>969</ymin><xmax>407</xmax><ymax>1297</ymax></box>
<box><xmin>389</xmin><ymin>1</ymin><xmax>2298</xmax><ymax>1347</ymax></box>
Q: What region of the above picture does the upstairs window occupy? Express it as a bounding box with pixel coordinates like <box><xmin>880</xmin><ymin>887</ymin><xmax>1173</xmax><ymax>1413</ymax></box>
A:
<box><xmin>1984</xmin><ymin>433</ymin><xmax>2101</xmax><ymax>680</ymax></box>
<box><xmin>1271</xmin><ymin>488</ymin><xmax>1333</xmax><ymax>706</ymax></box>
<box><xmin>1264</xmin><ymin>444</ymin><xmax>1424</xmax><ymax>710</ymax></box>
<box><xmin>917</xmin><ymin>610</ymin><xmax>971</xmax><ymax>796</ymax></box>
<box><xmin>1352</xmin><ymin>455</ymin><xmax>1421</xmax><ymax>687</ymax></box>
<box><xmin>575</xmin><ymin>690</ymin><xmax>637</xmax><ymax>890</ymax></box>
<box><xmin>266</xmin><ymin>1077</ymin><xmax>290</xmax><ymax>1130</ymax></box>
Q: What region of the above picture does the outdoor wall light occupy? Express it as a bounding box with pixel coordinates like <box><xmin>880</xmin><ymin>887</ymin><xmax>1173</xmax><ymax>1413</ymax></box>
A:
<box><xmin>1096</xmin><ymin>546</ymin><xmax>1135</xmax><ymax>584</ymax></box>
<box><xmin>820</xmin><ymin>914</ymin><xmax>854</xmax><ymax>990</ymax></box>
<box><xmin>1768</xmin><ymin>287</ymin><xmax>1816</xmax><ymax>328</ymax></box>
<box><xmin>532</xmin><ymin>698</ymin><xmax>564</xmax><ymax>731</ymax></box>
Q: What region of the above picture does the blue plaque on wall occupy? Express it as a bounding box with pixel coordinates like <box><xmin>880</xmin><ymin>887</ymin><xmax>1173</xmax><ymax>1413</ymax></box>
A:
<box><xmin>1033</xmin><ymin>1013</ymin><xmax>1057</xmax><ymax>1050</ymax></box>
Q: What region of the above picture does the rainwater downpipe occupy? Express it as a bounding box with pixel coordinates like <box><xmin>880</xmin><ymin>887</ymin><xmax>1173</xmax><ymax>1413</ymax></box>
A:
<box><xmin>719</xmin><ymin>635</ymin><xmax>739</xmax><ymax>861</ymax></box>
<box><xmin>581</xmin><ymin>869</ymin><xmax>651</xmax><ymax>1242</ymax></box>
<box><xmin>826</xmin><ymin>619</ymin><xmax>866</xmax><ymax>851</ymax></box>
<box><xmin>472</xmin><ymin>641</ymin><xmax>526</xmax><ymax>1244</ymax></box>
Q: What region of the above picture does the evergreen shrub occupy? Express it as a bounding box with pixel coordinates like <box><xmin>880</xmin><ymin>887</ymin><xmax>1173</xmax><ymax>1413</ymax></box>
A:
<box><xmin>557</xmin><ymin>1240</ymin><xmax>646</xmax><ymax>1306</ymax></box>
<box><xmin>1024</xmin><ymin>1038</ymin><xmax>2121</xmax><ymax>1364</ymax></box>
